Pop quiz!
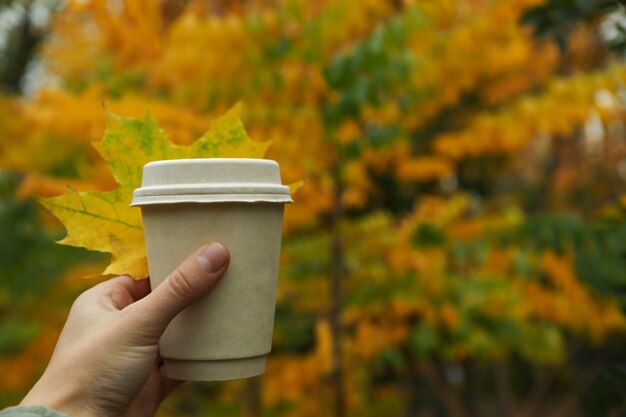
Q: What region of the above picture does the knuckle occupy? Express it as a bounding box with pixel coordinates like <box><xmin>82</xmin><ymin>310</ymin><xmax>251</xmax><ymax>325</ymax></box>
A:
<box><xmin>71</xmin><ymin>290</ymin><xmax>92</xmax><ymax>309</ymax></box>
<box><xmin>106</xmin><ymin>288</ymin><xmax>132</xmax><ymax>310</ymax></box>
<box><xmin>167</xmin><ymin>268</ymin><xmax>196</xmax><ymax>300</ymax></box>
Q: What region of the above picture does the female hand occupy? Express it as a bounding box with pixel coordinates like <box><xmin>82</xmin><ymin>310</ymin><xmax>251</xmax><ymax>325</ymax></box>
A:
<box><xmin>20</xmin><ymin>243</ymin><xmax>230</xmax><ymax>417</ymax></box>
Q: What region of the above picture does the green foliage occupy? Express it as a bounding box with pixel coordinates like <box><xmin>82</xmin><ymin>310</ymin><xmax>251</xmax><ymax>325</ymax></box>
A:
<box><xmin>0</xmin><ymin>175</ymin><xmax>96</xmax><ymax>304</ymax></box>
<box><xmin>412</xmin><ymin>224</ymin><xmax>447</xmax><ymax>248</ymax></box>
<box><xmin>1</xmin><ymin>0</ymin><xmax>626</xmax><ymax>415</ymax></box>
<box><xmin>376</xmin><ymin>347</ymin><xmax>407</xmax><ymax>373</ymax></box>
<box><xmin>324</xmin><ymin>15</ymin><xmax>413</xmax><ymax>103</ymax></box>
<box><xmin>273</xmin><ymin>305</ymin><xmax>316</xmax><ymax>353</ymax></box>
<box><xmin>410</xmin><ymin>324</ymin><xmax>438</xmax><ymax>357</ymax></box>
<box><xmin>509</xmin><ymin>214</ymin><xmax>626</xmax><ymax>296</ymax></box>
<box><xmin>0</xmin><ymin>319</ymin><xmax>41</xmax><ymax>356</ymax></box>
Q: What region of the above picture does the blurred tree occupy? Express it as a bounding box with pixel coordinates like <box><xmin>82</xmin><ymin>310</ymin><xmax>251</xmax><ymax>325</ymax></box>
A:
<box><xmin>0</xmin><ymin>0</ymin><xmax>60</xmax><ymax>93</ymax></box>
<box><xmin>523</xmin><ymin>0</ymin><xmax>618</xmax><ymax>50</ymax></box>
<box><xmin>1</xmin><ymin>1</ymin><xmax>626</xmax><ymax>416</ymax></box>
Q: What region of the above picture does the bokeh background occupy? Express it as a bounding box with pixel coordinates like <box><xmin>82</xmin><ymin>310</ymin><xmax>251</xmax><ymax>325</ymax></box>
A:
<box><xmin>1</xmin><ymin>0</ymin><xmax>626</xmax><ymax>416</ymax></box>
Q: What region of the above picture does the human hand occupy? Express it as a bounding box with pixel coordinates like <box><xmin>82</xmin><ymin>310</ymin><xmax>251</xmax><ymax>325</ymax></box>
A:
<box><xmin>20</xmin><ymin>243</ymin><xmax>230</xmax><ymax>417</ymax></box>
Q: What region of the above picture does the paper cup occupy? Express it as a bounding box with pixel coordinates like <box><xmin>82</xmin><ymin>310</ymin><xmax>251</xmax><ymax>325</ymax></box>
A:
<box><xmin>131</xmin><ymin>158</ymin><xmax>292</xmax><ymax>381</ymax></box>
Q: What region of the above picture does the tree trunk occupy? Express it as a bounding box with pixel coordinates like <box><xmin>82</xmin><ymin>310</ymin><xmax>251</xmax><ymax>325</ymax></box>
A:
<box><xmin>418</xmin><ymin>361</ymin><xmax>471</xmax><ymax>417</ymax></box>
<box><xmin>1</xmin><ymin>5</ymin><xmax>43</xmax><ymax>93</ymax></box>
<box><xmin>329</xmin><ymin>158</ymin><xmax>346</xmax><ymax>417</ymax></box>
<box><xmin>463</xmin><ymin>361</ymin><xmax>480</xmax><ymax>417</ymax></box>
<box><xmin>242</xmin><ymin>377</ymin><xmax>261</xmax><ymax>417</ymax></box>
<box><xmin>492</xmin><ymin>361</ymin><xmax>517</xmax><ymax>417</ymax></box>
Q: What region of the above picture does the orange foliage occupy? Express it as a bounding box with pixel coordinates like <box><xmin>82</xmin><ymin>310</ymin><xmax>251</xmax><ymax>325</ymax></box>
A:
<box><xmin>0</xmin><ymin>329</ymin><xmax>60</xmax><ymax>393</ymax></box>
<box><xmin>2</xmin><ymin>0</ymin><xmax>626</xmax><ymax>414</ymax></box>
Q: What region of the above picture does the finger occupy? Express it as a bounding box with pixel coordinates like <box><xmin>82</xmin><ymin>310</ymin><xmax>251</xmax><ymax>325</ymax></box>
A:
<box><xmin>126</xmin><ymin>367</ymin><xmax>165</xmax><ymax>417</ymax></box>
<box><xmin>80</xmin><ymin>275</ymin><xmax>152</xmax><ymax>311</ymax></box>
<box><xmin>159</xmin><ymin>365</ymin><xmax>186</xmax><ymax>397</ymax></box>
<box><xmin>156</xmin><ymin>354</ymin><xmax>186</xmax><ymax>397</ymax></box>
<box><xmin>112</xmin><ymin>275</ymin><xmax>152</xmax><ymax>302</ymax></box>
<box><xmin>122</xmin><ymin>243</ymin><xmax>230</xmax><ymax>342</ymax></box>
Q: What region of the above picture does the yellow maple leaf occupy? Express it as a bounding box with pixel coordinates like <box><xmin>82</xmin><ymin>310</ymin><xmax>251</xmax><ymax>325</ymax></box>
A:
<box><xmin>39</xmin><ymin>104</ymin><xmax>282</xmax><ymax>279</ymax></box>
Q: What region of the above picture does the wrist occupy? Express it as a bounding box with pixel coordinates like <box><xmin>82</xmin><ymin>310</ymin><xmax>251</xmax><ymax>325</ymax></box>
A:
<box><xmin>20</xmin><ymin>375</ymin><xmax>94</xmax><ymax>417</ymax></box>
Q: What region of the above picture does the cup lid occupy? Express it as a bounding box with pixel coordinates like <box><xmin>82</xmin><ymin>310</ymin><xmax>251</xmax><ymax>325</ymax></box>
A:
<box><xmin>131</xmin><ymin>158</ymin><xmax>293</xmax><ymax>206</ymax></box>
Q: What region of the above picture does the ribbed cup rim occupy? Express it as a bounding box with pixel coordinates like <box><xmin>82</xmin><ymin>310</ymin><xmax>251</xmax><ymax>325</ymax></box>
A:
<box><xmin>131</xmin><ymin>158</ymin><xmax>293</xmax><ymax>206</ymax></box>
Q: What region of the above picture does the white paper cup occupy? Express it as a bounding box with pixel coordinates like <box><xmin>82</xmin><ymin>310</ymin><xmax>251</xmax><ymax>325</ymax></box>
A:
<box><xmin>131</xmin><ymin>158</ymin><xmax>292</xmax><ymax>381</ymax></box>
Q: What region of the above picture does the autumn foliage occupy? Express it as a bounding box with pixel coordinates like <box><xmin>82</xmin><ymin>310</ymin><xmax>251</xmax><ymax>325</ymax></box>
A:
<box><xmin>2</xmin><ymin>0</ymin><xmax>626</xmax><ymax>416</ymax></box>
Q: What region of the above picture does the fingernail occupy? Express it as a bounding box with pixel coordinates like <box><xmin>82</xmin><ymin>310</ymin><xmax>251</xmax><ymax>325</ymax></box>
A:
<box><xmin>197</xmin><ymin>243</ymin><xmax>229</xmax><ymax>273</ymax></box>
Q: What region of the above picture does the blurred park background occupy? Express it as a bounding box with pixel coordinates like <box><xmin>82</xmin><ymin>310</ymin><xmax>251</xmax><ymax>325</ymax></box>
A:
<box><xmin>1</xmin><ymin>0</ymin><xmax>626</xmax><ymax>416</ymax></box>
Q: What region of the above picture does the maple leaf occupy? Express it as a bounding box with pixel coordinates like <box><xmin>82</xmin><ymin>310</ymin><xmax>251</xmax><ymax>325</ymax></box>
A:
<box><xmin>40</xmin><ymin>104</ymin><xmax>274</xmax><ymax>279</ymax></box>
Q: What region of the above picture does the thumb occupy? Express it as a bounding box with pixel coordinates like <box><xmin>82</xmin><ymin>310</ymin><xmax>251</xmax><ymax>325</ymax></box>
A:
<box><xmin>123</xmin><ymin>243</ymin><xmax>230</xmax><ymax>343</ymax></box>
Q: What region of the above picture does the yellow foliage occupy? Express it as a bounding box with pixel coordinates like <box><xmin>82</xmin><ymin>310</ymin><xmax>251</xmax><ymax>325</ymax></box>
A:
<box><xmin>387</xmin><ymin>244</ymin><xmax>418</xmax><ymax>273</ymax></box>
<box><xmin>343</xmin><ymin>160</ymin><xmax>371</xmax><ymax>208</ymax></box>
<box><xmin>263</xmin><ymin>319</ymin><xmax>339</xmax><ymax>414</ymax></box>
<box><xmin>439</xmin><ymin>303</ymin><xmax>460</xmax><ymax>330</ymax></box>
<box><xmin>434</xmin><ymin>65</ymin><xmax>626</xmax><ymax>160</ymax></box>
<box><xmin>2</xmin><ymin>0</ymin><xmax>626</xmax><ymax>413</ymax></box>
<box><xmin>15</xmin><ymin>173</ymin><xmax>116</xmax><ymax>200</ymax></box>
<box><xmin>46</xmin><ymin>0</ymin><xmax>162</xmax><ymax>76</ymax></box>
<box><xmin>348</xmin><ymin>319</ymin><xmax>408</xmax><ymax>361</ymax></box>
<box><xmin>525</xmin><ymin>252</ymin><xmax>626</xmax><ymax>341</ymax></box>
<box><xmin>395</xmin><ymin>156</ymin><xmax>453</xmax><ymax>182</ymax></box>
<box><xmin>410</xmin><ymin>194</ymin><xmax>470</xmax><ymax>226</ymax></box>
<box><xmin>445</xmin><ymin>219</ymin><xmax>485</xmax><ymax>240</ymax></box>
<box><xmin>404</xmin><ymin>0</ymin><xmax>554</xmax><ymax>129</ymax></box>
<box><xmin>264</xmin><ymin>355</ymin><xmax>322</xmax><ymax>406</ymax></box>
<box><xmin>336</xmin><ymin>120</ymin><xmax>362</xmax><ymax>145</ymax></box>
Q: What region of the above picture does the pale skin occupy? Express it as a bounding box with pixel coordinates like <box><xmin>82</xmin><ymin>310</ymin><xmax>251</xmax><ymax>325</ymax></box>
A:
<box><xmin>20</xmin><ymin>242</ymin><xmax>230</xmax><ymax>417</ymax></box>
